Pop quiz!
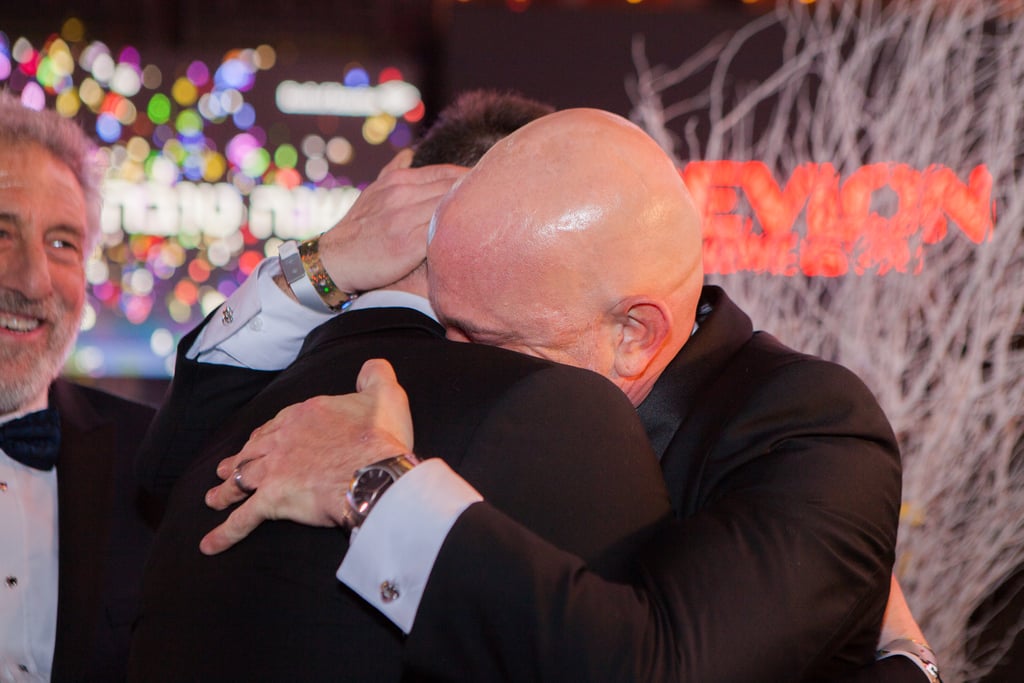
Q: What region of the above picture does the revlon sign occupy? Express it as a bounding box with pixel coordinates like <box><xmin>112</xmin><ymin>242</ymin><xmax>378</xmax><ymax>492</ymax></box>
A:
<box><xmin>683</xmin><ymin>161</ymin><xmax>994</xmax><ymax>276</ymax></box>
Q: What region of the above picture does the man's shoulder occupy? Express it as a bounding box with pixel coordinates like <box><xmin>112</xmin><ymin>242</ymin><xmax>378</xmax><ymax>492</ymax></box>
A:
<box><xmin>697</xmin><ymin>285</ymin><xmax>880</xmax><ymax>407</ymax></box>
<box><xmin>53</xmin><ymin>378</ymin><xmax>157</xmax><ymax>427</ymax></box>
<box><xmin>731</xmin><ymin>330</ymin><xmax>884</xmax><ymax>416</ymax></box>
<box><xmin>438</xmin><ymin>338</ymin><xmax>625</xmax><ymax>400</ymax></box>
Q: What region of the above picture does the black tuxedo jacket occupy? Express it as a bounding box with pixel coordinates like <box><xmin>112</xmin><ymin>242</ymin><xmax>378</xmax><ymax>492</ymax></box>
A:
<box><xmin>402</xmin><ymin>286</ymin><xmax>911</xmax><ymax>682</ymax></box>
<box><xmin>128</xmin><ymin>306</ymin><xmax>671</xmax><ymax>681</ymax></box>
<box><xmin>49</xmin><ymin>379</ymin><xmax>160</xmax><ymax>682</ymax></box>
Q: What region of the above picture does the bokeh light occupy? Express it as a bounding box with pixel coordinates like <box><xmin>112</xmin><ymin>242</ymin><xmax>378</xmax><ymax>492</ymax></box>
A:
<box><xmin>0</xmin><ymin>21</ymin><xmax>424</xmax><ymax>376</ymax></box>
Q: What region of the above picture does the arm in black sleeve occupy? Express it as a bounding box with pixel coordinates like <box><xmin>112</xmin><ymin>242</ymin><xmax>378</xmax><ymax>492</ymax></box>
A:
<box><xmin>403</xmin><ymin>359</ymin><xmax>903</xmax><ymax>682</ymax></box>
<box><xmin>136</xmin><ymin>321</ymin><xmax>277</xmax><ymax>496</ymax></box>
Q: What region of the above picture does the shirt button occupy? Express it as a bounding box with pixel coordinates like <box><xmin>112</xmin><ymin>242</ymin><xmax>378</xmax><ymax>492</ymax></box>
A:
<box><xmin>248</xmin><ymin>316</ymin><xmax>263</xmax><ymax>331</ymax></box>
<box><xmin>380</xmin><ymin>580</ymin><xmax>400</xmax><ymax>603</ymax></box>
<box><xmin>6</xmin><ymin>576</ymin><xmax>17</xmax><ymax>588</ymax></box>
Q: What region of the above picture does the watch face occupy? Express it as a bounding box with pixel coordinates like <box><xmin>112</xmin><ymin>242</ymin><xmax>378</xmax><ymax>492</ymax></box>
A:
<box><xmin>350</xmin><ymin>467</ymin><xmax>396</xmax><ymax>514</ymax></box>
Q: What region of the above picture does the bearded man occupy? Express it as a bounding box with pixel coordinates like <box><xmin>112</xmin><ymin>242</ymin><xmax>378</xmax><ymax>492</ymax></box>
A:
<box><xmin>0</xmin><ymin>92</ymin><xmax>159</xmax><ymax>681</ymax></box>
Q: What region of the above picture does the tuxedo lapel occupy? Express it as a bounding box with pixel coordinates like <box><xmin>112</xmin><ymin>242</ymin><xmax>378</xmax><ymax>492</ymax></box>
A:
<box><xmin>50</xmin><ymin>380</ymin><xmax>117</xmax><ymax>676</ymax></box>
<box><xmin>638</xmin><ymin>286</ymin><xmax>754</xmax><ymax>515</ymax></box>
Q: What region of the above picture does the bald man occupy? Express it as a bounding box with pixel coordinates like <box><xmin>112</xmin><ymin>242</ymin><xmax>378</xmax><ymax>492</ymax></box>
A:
<box><xmin>203</xmin><ymin>109</ymin><xmax>935</xmax><ymax>682</ymax></box>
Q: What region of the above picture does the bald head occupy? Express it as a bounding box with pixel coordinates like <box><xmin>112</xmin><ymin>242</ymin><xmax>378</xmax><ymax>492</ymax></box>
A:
<box><xmin>428</xmin><ymin>108</ymin><xmax>704</xmax><ymax>404</ymax></box>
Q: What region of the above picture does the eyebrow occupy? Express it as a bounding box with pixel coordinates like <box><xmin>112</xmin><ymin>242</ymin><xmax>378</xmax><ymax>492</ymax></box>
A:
<box><xmin>0</xmin><ymin>211</ymin><xmax>85</xmax><ymax>234</ymax></box>
<box><xmin>0</xmin><ymin>211</ymin><xmax>23</xmax><ymax>226</ymax></box>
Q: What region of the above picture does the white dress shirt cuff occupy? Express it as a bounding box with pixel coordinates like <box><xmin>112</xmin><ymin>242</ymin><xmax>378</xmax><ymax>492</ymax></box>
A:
<box><xmin>188</xmin><ymin>257</ymin><xmax>337</xmax><ymax>369</ymax></box>
<box><xmin>337</xmin><ymin>459</ymin><xmax>483</xmax><ymax>633</ymax></box>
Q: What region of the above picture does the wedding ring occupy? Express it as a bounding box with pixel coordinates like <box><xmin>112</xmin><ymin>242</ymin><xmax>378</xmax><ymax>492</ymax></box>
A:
<box><xmin>232</xmin><ymin>458</ymin><xmax>258</xmax><ymax>495</ymax></box>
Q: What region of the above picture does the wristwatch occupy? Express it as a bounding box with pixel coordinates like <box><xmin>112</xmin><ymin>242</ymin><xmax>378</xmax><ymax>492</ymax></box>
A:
<box><xmin>877</xmin><ymin>638</ymin><xmax>942</xmax><ymax>683</ymax></box>
<box><xmin>343</xmin><ymin>453</ymin><xmax>420</xmax><ymax>531</ymax></box>
<box><xmin>278</xmin><ymin>239</ymin><xmax>331</xmax><ymax>312</ymax></box>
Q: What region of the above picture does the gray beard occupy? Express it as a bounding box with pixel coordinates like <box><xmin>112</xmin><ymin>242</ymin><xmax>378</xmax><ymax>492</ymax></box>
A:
<box><xmin>0</xmin><ymin>289</ymin><xmax>79</xmax><ymax>415</ymax></box>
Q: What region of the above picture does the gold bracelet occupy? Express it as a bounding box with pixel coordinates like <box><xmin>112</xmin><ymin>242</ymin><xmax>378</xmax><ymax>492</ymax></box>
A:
<box><xmin>297</xmin><ymin>236</ymin><xmax>359</xmax><ymax>311</ymax></box>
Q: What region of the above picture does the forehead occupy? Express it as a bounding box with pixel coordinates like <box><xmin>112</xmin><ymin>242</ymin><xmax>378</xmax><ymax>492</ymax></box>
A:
<box><xmin>0</xmin><ymin>143</ymin><xmax>87</xmax><ymax>216</ymax></box>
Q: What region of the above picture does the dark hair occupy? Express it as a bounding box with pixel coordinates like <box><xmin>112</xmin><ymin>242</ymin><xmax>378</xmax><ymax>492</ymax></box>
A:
<box><xmin>411</xmin><ymin>90</ymin><xmax>554</xmax><ymax>168</ymax></box>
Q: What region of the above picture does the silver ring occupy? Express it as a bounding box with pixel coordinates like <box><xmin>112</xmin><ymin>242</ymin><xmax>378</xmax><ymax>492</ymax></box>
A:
<box><xmin>232</xmin><ymin>458</ymin><xmax>258</xmax><ymax>495</ymax></box>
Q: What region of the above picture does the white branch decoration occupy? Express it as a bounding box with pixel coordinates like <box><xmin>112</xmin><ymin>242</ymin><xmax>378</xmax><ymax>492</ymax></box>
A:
<box><xmin>629</xmin><ymin>1</ymin><xmax>1024</xmax><ymax>680</ymax></box>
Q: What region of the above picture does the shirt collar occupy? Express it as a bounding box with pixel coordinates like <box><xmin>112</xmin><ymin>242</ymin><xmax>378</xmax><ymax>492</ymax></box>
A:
<box><xmin>347</xmin><ymin>290</ymin><xmax>438</xmax><ymax>322</ymax></box>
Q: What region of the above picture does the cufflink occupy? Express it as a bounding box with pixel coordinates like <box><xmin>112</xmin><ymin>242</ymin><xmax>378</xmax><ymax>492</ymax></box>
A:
<box><xmin>380</xmin><ymin>580</ymin><xmax>400</xmax><ymax>603</ymax></box>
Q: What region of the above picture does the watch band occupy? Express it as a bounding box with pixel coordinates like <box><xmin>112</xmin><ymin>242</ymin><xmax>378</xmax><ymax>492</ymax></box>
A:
<box><xmin>343</xmin><ymin>453</ymin><xmax>420</xmax><ymax>531</ymax></box>
<box><xmin>278</xmin><ymin>239</ymin><xmax>332</xmax><ymax>312</ymax></box>
<box><xmin>877</xmin><ymin>638</ymin><xmax>942</xmax><ymax>683</ymax></box>
<box><xmin>297</xmin><ymin>236</ymin><xmax>359</xmax><ymax>311</ymax></box>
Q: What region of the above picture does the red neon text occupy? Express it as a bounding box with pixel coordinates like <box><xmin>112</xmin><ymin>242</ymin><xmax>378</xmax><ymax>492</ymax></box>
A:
<box><xmin>681</xmin><ymin>161</ymin><xmax>995</xmax><ymax>276</ymax></box>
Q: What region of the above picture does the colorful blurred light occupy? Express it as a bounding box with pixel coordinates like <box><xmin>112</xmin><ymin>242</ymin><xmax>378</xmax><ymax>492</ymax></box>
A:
<box><xmin>61</xmin><ymin>18</ymin><xmax>85</xmax><ymax>43</ymax></box>
<box><xmin>253</xmin><ymin>44</ymin><xmax>276</xmax><ymax>70</ymax></box>
<box><xmin>379</xmin><ymin>66</ymin><xmax>403</xmax><ymax>83</ymax></box>
<box><xmin>173</xmin><ymin>279</ymin><xmax>199</xmax><ymax>306</ymax></box>
<box><xmin>388</xmin><ymin>122</ymin><xmax>412</xmax><ymax>148</ymax></box>
<box><xmin>147</xmin><ymin>93</ymin><xmax>171</xmax><ymax>124</ymax></box>
<box><xmin>362</xmin><ymin>113</ymin><xmax>395</xmax><ymax>145</ymax></box>
<box><xmin>0</xmin><ymin>24</ymin><xmax>430</xmax><ymax>375</ymax></box>
<box><xmin>119</xmin><ymin>46</ymin><xmax>141</xmax><ymax>67</ymax></box>
<box><xmin>325</xmin><ymin>137</ymin><xmax>353</xmax><ymax>165</ymax></box>
<box><xmin>55</xmin><ymin>89</ymin><xmax>81</xmax><ymax>117</ymax></box>
<box><xmin>226</xmin><ymin>132</ymin><xmax>260</xmax><ymax>167</ymax></box>
<box><xmin>404</xmin><ymin>100</ymin><xmax>425</xmax><ymax>123</ymax></box>
<box><xmin>21</xmin><ymin>82</ymin><xmax>46</xmax><ymax>110</ymax></box>
<box><xmin>142</xmin><ymin>64</ymin><xmax>162</xmax><ymax>89</ymax></box>
<box><xmin>216</xmin><ymin>58</ymin><xmax>254</xmax><ymax>91</ymax></box>
<box><xmin>200</xmin><ymin>288</ymin><xmax>227</xmax><ymax>315</ymax></box>
<box><xmin>79</xmin><ymin>77</ymin><xmax>104</xmax><ymax>109</ymax></box>
<box><xmin>232</xmin><ymin>102</ymin><xmax>256</xmax><ymax>129</ymax></box>
<box><xmin>79</xmin><ymin>302</ymin><xmax>97</xmax><ymax>331</ymax></box>
<box><xmin>344</xmin><ymin>66</ymin><xmax>370</xmax><ymax>88</ymax></box>
<box><xmin>238</xmin><ymin>250</ymin><xmax>263</xmax><ymax>275</ymax></box>
<box><xmin>186</xmin><ymin>60</ymin><xmax>210</xmax><ymax>86</ymax></box>
<box><xmin>12</xmin><ymin>37</ymin><xmax>34</xmax><ymax>64</ymax></box>
<box><xmin>273</xmin><ymin>143</ymin><xmax>298</xmax><ymax>169</ymax></box>
<box><xmin>305</xmin><ymin>157</ymin><xmax>329</xmax><ymax>182</ymax></box>
<box><xmin>273</xmin><ymin>167</ymin><xmax>301</xmax><ymax>188</ymax></box>
<box><xmin>175</xmin><ymin>108</ymin><xmax>203</xmax><ymax>135</ymax></box>
<box><xmin>240</xmin><ymin>147</ymin><xmax>271</xmax><ymax>178</ymax></box>
<box><xmin>202</xmin><ymin>151</ymin><xmax>227</xmax><ymax>182</ymax></box>
<box><xmin>187</xmin><ymin>258</ymin><xmax>211</xmax><ymax>283</ymax></box>
<box><xmin>111</xmin><ymin>62</ymin><xmax>142</xmax><ymax>96</ymax></box>
<box><xmin>90</xmin><ymin>51</ymin><xmax>115</xmax><ymax>83</ymax></box>
<box><xmin>122</xmin><ymin>294</ymin><xmax>153</xmax><ymax>324</ymax></box>
<box><xmin>150</xmin><ymin>328</ymin><xmax>175</xmax><ymax>357</ymax></box>
<box><xmin>171</xmin><ymin>76</ymin><xmax>198</xmax><ymax>106</ymax></box>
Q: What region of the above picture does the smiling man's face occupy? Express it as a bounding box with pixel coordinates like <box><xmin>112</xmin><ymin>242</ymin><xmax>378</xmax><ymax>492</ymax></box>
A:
<box><xmin>0</xmin><ymin>142</ymin><xmax>88</xmax><ymax>414</ymax></box>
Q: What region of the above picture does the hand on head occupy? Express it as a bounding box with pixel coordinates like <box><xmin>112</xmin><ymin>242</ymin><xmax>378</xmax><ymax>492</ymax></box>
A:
<box><xmin>199</xmin><ymin>358</ymin><xmax>414</xmax><ymax>555</ymax></box>
<box><xmin>316</xmin><ymin>150</ymin><xmax>468</xmax><ymax>294</ymax></box>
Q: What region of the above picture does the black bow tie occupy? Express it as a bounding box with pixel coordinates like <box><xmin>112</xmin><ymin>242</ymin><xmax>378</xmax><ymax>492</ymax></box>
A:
<box><xmin>0</xmin><ymin>407</ymin><xmax>62</xmax><ymax>471</ymax></box>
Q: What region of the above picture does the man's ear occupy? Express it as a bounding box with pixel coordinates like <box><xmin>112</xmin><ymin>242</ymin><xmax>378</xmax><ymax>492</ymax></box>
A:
<box><xmin>611</xmin><ymin>298</ymin><xmax>672</xmax><ymax>380</ymax></box>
